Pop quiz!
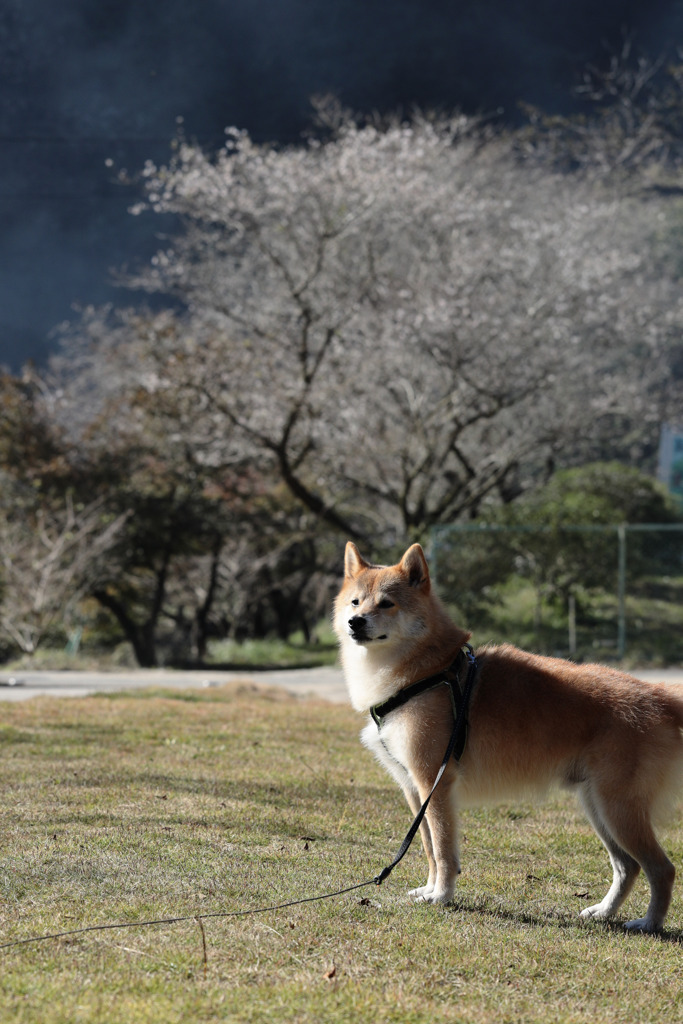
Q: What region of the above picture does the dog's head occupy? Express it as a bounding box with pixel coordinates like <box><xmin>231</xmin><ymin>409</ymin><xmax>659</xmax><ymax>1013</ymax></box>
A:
<box><xmin>333</xmin><ymin>541</ymin><xmax>432</xmax><ymax>651</ymax></box>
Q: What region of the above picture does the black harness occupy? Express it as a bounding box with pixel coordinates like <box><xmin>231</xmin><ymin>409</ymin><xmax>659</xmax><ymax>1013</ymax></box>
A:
<box><xmin>369</xmin><ymin>642</ymin><xmax>480</xmax><ymax>886</ymax></box>
<box><xmin>369</xmin><ymin>642</ymin><xmax>478</xmax><ymax>762</ymax></box>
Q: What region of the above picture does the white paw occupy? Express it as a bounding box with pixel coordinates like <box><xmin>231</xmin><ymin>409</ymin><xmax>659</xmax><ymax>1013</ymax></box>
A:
<box><xmin>413</xmin><ymin>887</ymin><xmax>454</xmax><ymax>905</ymax></box>
<box><xmin>579</xmin><ymin>903</ymin><xmax>611</xmax><ymax>922</ymax></box>
<box><xmin>408</xmin><ymin>884</ymin><xmax>434</xmax><ymax>899</ymax></box>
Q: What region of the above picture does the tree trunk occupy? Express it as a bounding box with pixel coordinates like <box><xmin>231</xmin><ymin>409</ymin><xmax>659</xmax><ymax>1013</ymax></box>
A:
<box><xmin>92</xmin><ymin>589</ymin><xmax>159</xmax><ymax>668</ymax></box>
<box><xmin>194</xmin><ymin>537</ymin><xmax>222</xmax><ymax>663</ymax></box>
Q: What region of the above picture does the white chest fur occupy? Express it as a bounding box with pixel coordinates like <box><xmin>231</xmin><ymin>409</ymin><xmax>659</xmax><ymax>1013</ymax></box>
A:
<box><xmin>360</xmin><ymin>716</ymin><xmax>416</xmax><ymax>791</ymax></box>
<box><xmin>340</xmin><ymin>642</ymin><xmax>407</xmax><ymax>713</ymax></box>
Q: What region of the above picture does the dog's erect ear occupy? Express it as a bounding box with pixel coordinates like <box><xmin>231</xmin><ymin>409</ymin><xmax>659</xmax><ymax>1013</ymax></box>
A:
<box><xmin>344</xmin><ymin>541</ymin><xmax>370</xmax><ymax>579</ymax></box>
<box><xmin>399</xmin><ymin>543</ymin><xmax>430</xmax><ymax>590</ymax></box>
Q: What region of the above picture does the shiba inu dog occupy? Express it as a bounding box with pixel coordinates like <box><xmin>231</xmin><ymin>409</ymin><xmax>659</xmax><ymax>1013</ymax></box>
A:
<box><xmin>333</xmin><ymin>541</ymin><xmax>683</xmax><ymax>932</ymax></box>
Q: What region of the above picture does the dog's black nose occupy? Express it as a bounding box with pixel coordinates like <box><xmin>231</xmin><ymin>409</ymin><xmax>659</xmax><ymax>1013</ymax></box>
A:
<box><xmin>348</xmin><ymin>615</ymin><xmax>367</xmax><ymax>636</ymax></box>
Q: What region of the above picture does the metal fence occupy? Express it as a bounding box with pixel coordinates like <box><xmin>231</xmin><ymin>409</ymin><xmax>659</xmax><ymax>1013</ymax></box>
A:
<box><xmin>430</xmin><ymin>523</ymin><xmax>683</xmax><ymax>665</ymax></box>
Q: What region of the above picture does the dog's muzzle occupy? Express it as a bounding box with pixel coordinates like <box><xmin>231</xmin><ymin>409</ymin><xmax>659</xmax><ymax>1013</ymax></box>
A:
<box><xmin>348</xmin><ymin>615</ymin><xmax>369</xmax><ymax>640</ymax></box>
<box><xmin>348</xmin><ymin>616</ymin><xmax>386</xmax><ymax>643</ymax></box>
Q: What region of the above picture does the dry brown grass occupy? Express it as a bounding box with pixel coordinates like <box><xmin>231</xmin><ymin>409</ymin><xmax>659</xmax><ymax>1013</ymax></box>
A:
<box><xmin>1</xmin><ymin>683</ymin><xmax>683</xmax><ymax>1023</ymax></box>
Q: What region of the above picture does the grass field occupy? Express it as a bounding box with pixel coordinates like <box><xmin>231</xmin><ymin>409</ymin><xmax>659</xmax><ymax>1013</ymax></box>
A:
<box><xmin>2</xmin><ymin>683</ymin><xmax>683</xmax><ymax>1023</ymax></box>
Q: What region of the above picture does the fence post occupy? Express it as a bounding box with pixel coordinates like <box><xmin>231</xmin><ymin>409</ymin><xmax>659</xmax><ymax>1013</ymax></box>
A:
<box><xmin>568</xmin><ymin>593</ymin><xmax>577</xmax><ymax>658</ymax></box>
<box><xmin>428</xmin><ymin>527</ymin><xmax>441</xmax><ymax>590</ymax></box>
<box><xmin>617</xmin><ymin>524</ymin><xmax>627</xmax><ymax>659</ymax></box>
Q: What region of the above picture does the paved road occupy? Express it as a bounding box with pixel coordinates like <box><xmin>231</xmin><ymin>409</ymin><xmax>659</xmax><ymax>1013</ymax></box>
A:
<box><xmin>0</xmin><ymin>665</ymin><xmax>350</xmax><ymax>703</ymax></box>
<box><xmin>0</xmin><ymin>664</ymin><xmax>682</xmax><ymax>704</ymax></box>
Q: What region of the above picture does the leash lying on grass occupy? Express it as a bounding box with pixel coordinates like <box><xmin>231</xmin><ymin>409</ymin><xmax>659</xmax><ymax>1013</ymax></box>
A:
<box><xmin>0</xmin><ymin>781</ymin><xmax>430</xmax><ymax>953</ymax></box>
<box><xmin>0</xmin><ymin>879</ymin><xmax>378</xmax><ymax>951</ymax></box>
<box><xmin>1</xmin><ymin>652</ymin><xmax>477</xmax><ymax>953</ymax></box>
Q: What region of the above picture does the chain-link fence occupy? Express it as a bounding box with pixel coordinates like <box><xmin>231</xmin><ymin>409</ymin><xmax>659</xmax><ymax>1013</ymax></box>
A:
<box><xmin>430</xmin><ymin>524</ymin><xmax>683</xmax><ymax>665</ymax></box>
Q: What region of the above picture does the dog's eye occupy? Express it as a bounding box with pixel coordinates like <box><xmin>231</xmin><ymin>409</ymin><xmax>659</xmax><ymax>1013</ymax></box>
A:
<box><xmin>351</xmin><ymin>598</ymin><xmax>360</xmax><ymax>607</ymax></box>
<box><xmin>378</xmin><ymin>598</ymin><xmax>394</xmax><ymax>609</ymax></box>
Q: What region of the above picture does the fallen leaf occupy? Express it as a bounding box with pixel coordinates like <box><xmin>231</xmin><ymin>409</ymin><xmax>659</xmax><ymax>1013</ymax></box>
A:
<box><xmin>324</xmin><ymin>965</ymin><xmax>337</xmax><ymax>981</ymax></box>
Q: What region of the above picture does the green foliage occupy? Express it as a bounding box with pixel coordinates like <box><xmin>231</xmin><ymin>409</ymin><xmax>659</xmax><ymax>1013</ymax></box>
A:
<box><xmin>498</xmin><ymin>463</ymin><xmax>682</xmax><ymax>592</ymax></box>
<box><xmin>433</xmin><ymin>464</ymin><xmax>683</xmax><ymax>660</ymax></box>
<box><xmin>448</xmin><ymin>576</ymin><xmax>683</xmax><ymax>666</ymax></box>
<box><xmin>507</xmin><ymin>462</ymin><xmax>682</xmax><ymax>527</ymax></box>
<box><xmin>204</xmin><ymin>628</ymin><xmax>338</xmax><ymax>669</ymax></box>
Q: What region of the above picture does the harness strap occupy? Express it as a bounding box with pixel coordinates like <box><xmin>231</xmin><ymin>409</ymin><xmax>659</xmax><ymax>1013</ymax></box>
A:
<box><xmin>372</xmin><ymin>643</ymin><xmax>478</xmax><ymax>886</ymax></box>
<box><xmin>370</xmin><ymin>643</ymin><xmax>474</xmax><ymax>761</ymax></box>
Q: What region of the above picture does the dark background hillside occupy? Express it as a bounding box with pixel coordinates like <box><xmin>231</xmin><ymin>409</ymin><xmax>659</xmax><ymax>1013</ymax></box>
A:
<box><xmin>2</xmin><ymin>0</ymin><xmax>682</xmax><ymax>368</ymax></box>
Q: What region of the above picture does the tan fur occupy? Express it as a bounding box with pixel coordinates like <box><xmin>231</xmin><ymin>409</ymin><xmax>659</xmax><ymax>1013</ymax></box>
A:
<box><xmin>333</xmin><ymin>541</ymin><xmax>683</xmax><ymax>932</ymax></box>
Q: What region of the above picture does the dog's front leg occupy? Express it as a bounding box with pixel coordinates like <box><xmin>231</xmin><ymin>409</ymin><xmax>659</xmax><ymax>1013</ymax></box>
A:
<box><xmin>421</xmin><ymin>783</ymin><xmax>460</xmax><ymax>903</ymax></box>
<box><xmin>407</xmin><ymin>778</ymin><xmax>460</xmax><ymax>904</ymax></box>
<box><xmin>400</xmin><ymin>784</ymin><xmax>438</xmax><ymax>899</ymax></box>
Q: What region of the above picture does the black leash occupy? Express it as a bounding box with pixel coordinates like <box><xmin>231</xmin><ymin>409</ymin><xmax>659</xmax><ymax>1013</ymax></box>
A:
<box><xmin>0</xmin><ymin>648</ymin><xmax>479</xmax><ymax>953</ymax></box>
<box><xmin>0</xmin><ymin>880</ymin><xmax>377</xmax><ymax>952</ymax></box>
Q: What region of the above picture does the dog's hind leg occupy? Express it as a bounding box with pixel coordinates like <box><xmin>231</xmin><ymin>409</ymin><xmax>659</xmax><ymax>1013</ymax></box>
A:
<box><xmin>603</xmin><ymin>804</ymin><xmax>674</xmax><ymax>933</ymax></box>
<box><xmin>579</xmin><ymin>786</ymin><xmax>675</xmax><ymax>932</ymax></box>
<box><xmin>578</xmin><ymin>787</ymin><xmax>641</xmax><ymax>924</ymax></box>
